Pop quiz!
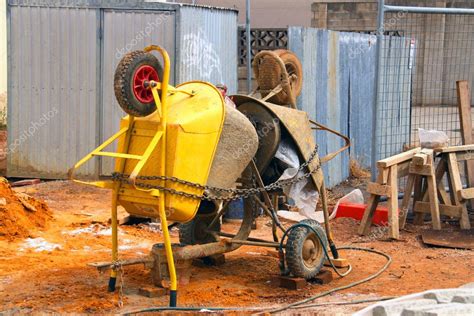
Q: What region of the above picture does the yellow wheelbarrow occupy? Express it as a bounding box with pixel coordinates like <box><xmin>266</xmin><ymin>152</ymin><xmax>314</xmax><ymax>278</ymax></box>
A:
<box><xmin>69</xmin><ymin>46</ymin><xmax>259</xmax><ymax>306</ymax></box>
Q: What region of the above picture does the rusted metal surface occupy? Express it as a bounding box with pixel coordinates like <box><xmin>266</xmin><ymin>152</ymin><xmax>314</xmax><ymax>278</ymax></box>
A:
<box><xmin>421</xmin><ymin>229</ymin><xmax>474</xmax><ymax>250</ymax></box>
<box><xmin>237</xmin><ymin>102</ymin><xmax>280</xmax><ymax>173</ymax></box>
<box><xmin>232</xmin><ymin>95</ymin><xmax>324</xmax><ymax>191</ymax></box>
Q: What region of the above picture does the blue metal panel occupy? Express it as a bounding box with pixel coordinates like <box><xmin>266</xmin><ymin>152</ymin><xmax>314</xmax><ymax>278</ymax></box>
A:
<box><xmin>345</xmin><ymin>32</ymin><xmax>377</xmax><ymax>168</ymax></box>
<box><xmin>289</xmin><ymin>27</ymin><xmax>352</xmax><ymax>187</ymax></box>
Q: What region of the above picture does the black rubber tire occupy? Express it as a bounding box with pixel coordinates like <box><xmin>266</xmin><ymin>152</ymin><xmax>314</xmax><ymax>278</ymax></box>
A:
<box><xmin>285</xmin><ymin>219</ymin><xmax>328</xmax><ymax>279</ymax></box>
<box><xmin>114</xmin><ymin>50</ymin><xmax>163</xmax><ymax>117</ymax></box>
<box><xmin>179</xmin><ymin>214</ymin><xmax>221</xmax><ymax>245</ymax></box>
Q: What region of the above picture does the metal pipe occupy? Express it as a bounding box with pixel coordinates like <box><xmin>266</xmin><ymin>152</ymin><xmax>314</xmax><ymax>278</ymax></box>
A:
<box><xmin>371</xmin><ymin>0</ymin><xmax>385</xmax><ymax>181</ymax></box>
<box><xmin>211</xmin><ymin>230</ymin><xmax>279</xmax><ymax>245</ymax></box>
<box><xmin>228</xmin><ymin>239</ymin><xmax>280</xmax><ymax>248</ymax></box>
<box><xmin>246</xmin><ymin>0</ymin><xmax>251</xmax><ymax>93</ymax></box>
<box><xmin>384</xmin><ymin>5</ymin><xmax>474</xmax><ymax>15</ymax></box>
<box><xmin>319</xmin><ymin>181</ymin><xmax>338</xmax><ymax>259</ymax></box>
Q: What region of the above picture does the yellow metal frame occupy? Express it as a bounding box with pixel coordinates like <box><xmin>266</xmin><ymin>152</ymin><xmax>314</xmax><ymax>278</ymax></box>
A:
<box><xmin>69</xmin><ymin>45</ymin><xmax>181</xmax><ymax>303</ymax></box>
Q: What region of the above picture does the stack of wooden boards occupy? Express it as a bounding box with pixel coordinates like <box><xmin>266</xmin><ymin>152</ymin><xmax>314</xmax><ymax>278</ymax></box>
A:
<box><xmin>359</xmin><ymin>80</ymin><xmax>473</xmax><ymax>239</ymax></box>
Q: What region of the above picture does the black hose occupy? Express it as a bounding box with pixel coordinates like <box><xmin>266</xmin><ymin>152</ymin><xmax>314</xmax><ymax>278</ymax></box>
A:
<box><xmin>120</xmin><ymin>244</ymin><xmax>391</xmax><ymax>315</ymax></box>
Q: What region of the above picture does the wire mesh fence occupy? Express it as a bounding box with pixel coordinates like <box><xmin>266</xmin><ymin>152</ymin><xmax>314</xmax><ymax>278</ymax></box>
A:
<box><xmin>311</xmin><ymin>0</ymin><xmax>474</xmax><ymax>170</ymax></box>
<box><xmin>378</xmin><ymin>0</ymin><xmax>474</xmax><ymax>161</ymax></box>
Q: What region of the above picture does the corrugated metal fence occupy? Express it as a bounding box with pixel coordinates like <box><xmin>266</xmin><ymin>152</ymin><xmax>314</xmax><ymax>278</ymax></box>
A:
<box><xmin>289</xmin><ymin>27</ymin><xmax>410</xmax><ymax>187</ymax></box>
<box><xmin>289</xmin><ymin>27</ymin><xmax>411</xmax><ymax>187</ymax></box>
<box><xmin>7</xmin><ymin>0</ymin><xmax>237</xmax><ymax>178</ymax></box>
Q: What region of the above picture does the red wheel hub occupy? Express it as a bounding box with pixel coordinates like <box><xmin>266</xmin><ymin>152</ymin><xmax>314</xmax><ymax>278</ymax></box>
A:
<box><xmin>132</xmin><ymin>65</ymin><xmax>159</xmax><ymax>103</ymax></box>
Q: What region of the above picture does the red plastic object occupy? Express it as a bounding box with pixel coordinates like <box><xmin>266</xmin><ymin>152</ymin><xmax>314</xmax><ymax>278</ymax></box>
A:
<box><xmin>335</xmin><ymin>202</ymin><xmax>393</xmax><ymax>226</ymax></box>
<box><xmin>132</xmin><ymin>65</ymin><xmax>159</xmax><ymax>103</ymax></box>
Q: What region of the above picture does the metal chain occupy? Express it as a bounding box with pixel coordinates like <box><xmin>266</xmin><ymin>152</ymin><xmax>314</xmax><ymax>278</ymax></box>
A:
<box><xmin>111</xmin><ymin>145</ymin><xmax>320</xmax><ymax>202</ymax></box>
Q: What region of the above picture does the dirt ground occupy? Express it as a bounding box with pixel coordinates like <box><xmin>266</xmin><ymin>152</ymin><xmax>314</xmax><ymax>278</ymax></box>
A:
<box><xmin>0</xmin><ymin>179</ymin><xmax>473</xmax><ymax>315</ymax></box>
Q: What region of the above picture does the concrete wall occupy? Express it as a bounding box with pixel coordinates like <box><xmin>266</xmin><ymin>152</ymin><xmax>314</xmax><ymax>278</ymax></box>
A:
<box><xmin>176</xmin><ymin>0</ymin><xmax>314</xmax><ymax>27</ymax></box>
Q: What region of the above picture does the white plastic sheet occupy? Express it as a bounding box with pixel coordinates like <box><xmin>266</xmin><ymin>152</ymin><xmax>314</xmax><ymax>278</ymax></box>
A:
<box><xmin>275</xmin><ymin>139</ymin><xmax>321</xmax><ymax>222</ymax></box>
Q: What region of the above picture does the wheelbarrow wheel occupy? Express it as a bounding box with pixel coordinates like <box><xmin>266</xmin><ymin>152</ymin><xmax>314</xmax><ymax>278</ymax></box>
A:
<box><xmin>179</xmin><ymin>214</ymin><xmax>221</xmax><ymax>245</ymax></box>
<box><xmin>255</xmin><ymin>49</ymin><xmax>303</xmax><ymax>106</ymax></box>
<box><xmin>285</xmin><ymin>219</ymin><xmax>328</xmax><ymax>279</ymax></box>
<box><xmin>114</xmin><ymin>50</ymin><xmax>163</xmax><ymax>117</ymax></box>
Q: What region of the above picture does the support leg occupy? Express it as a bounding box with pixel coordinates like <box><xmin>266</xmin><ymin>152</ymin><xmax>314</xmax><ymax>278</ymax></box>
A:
<box><xmin>413</xmin><ymin>176</ymin><xmax>425</xmax><ymax>225</ymax></box>
<box><xmin>447</xmin><ymin>153</ymin><xmax>471</xmax><ymax>230</ymax></box>
<box><xmin>108</xmin><ymin>192</ymin><xmax>119</xmax><ymax>292</ymax></box>
<box><xmin>426</xmin><ymin>157</ymin><xmax>441</xmax><ymax>230</ymax></box>
<box><xmin>157</xmin><ymin>196</ymin><xmax>177</xmax><ymax>307</ymax></box>
<box><xmin>358</xmin><ymin>168</ymin><xmax>387</xmax><ymax>236</ymax></box>
<box><xmin>399</xmin><ymin>173</ymin><xmax>415</xmax><ymax>229</ymax></box>
<box><xmin>387</xmin><ymin>166</ymin><xmax>400</xmax><ymax>239</ymax></box>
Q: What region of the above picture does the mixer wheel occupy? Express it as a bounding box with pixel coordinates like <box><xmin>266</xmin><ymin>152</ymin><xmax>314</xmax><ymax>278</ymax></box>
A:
<box><xmin>179</xmin><ymin>214</ymin><xmax>221</xmax><ymax>245</ymax></box>
<box><xmin>285</xmin><ymin>219</ymin><xmax>328</xmax><ymax>279</ymax></box>
<box><xmin>114</xmin><ymin>50</ymin><xmax>163</xmax><ymax>117</ymax></box>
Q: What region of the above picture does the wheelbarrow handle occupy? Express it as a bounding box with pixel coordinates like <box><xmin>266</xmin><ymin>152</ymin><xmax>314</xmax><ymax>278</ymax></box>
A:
<box><xmin>309</xmin><ymin>119</ymin><xmax>351</xmax><ymax>164</ymax></box>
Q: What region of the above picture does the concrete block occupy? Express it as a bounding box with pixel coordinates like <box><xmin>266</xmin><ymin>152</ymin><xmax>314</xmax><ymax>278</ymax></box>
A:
<box><xmin>373</xmin><ymin>299</ymin><xmax>437</xmax><ymax>316</ymax></box>
<box><xmin>452</xmin><ymin>295</ymin><xmax>474</xmax><ymax>304</ymax></box>
<box><xmin>402</xmin><ymin>303</ymin><xmax>474</xmax><ymax>316</ymax></box>
<box><xmin>424</xmin><ymin>289</ymin><xmax>474</xmax><ymax>303</ymax></box>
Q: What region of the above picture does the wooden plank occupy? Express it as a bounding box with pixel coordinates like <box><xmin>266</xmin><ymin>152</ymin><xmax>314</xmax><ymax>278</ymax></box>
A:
<box><xmin>459</xmin><ymin>188</ymin><xmax>474</xmax><ymax>200</ymax></box>
<box><xmin>409</xmin><ymin>163</ymin><xmax>432</xmax><ymax>176</ymax></box>
<box><xmin>358</xmin><ymin>168</ymin><xmax>388</xmax><ymax>236</ymax></box>
<box><xmin>453</xmin><ymin>151</ymin><xmax>474</xmax><ymax>162</ymax></box>
<box><xmin>413</xmin><ymin>175</ymin><xmax>425</xmax><ymax>226</ymax></box>
<box><xmin>366</xmin><ymin>182</ymin><xmax>391</xmax><ymax>197</ymax></box>
<box><xmin>399</xmin><ymin>173</ymin><xmax>415</xmax><ymax>229</ymax></box>
<box><xmin>358</xmin><ymin>195</ymin><xmax>380</xmax><ymax>236</ymax></box>
<box><xmin>447</xmin><ymin>153</ymin><xmax>471</xmax><ymax>230</ymax></box>
<box><xmin>414</xmin><ymin>201</ymin><xmax>462</xmax><ymax>218</ymax></box>
<box><xmin>434</xmin><ymin>158</ymin><xmax>451</xmax><ymax>206</ymax></box>
<box><xmin>426</xmin><ymin>156</ymin><xmax>441</xmax><ymax>230</ymax></box>
<box><xmin>434</xmin><ymin>144</ymin><xmax>474</xmax><ymax>153</ymax></box>
<box><xmin>412</xmin><ymin>149</ymin><xmax>433</xmax><ymax>166</ymax></box>
<box><xmin>377</xmin><ymin>148</ymin><xmax>420</xmax><ymax>168</ymax></box>
<box><xmin>438</xmin><ymin>184</ymin><xmax>451</xmax><ymax>206</ymax></box>
<box><xmin>387</xmin><ymin>166</ymin><xmax>399</xmax><ymax>239</ymax></box>
<box><xmin>397</xmin><ymin>161</ymin><xmax>411</xmax><ymax>177</ymax></box>
<box><xmin>324</xmin><ymin>258</ymin><xmax>350</xmax><ymax>268</ymax></box>
<box><xmin>272</xmin><ymin>276</ymin><xmax>307</xmax><ymax>290</ymax></box>
<box><xmin>457</xmin><ymin>80</ymin><xmax>474</xmax><ymax>210</ymax></box>
<box><xmin>448</xmin><ymin>153</ymin><xmax>463</xmax><ymax>193</ymax></box>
